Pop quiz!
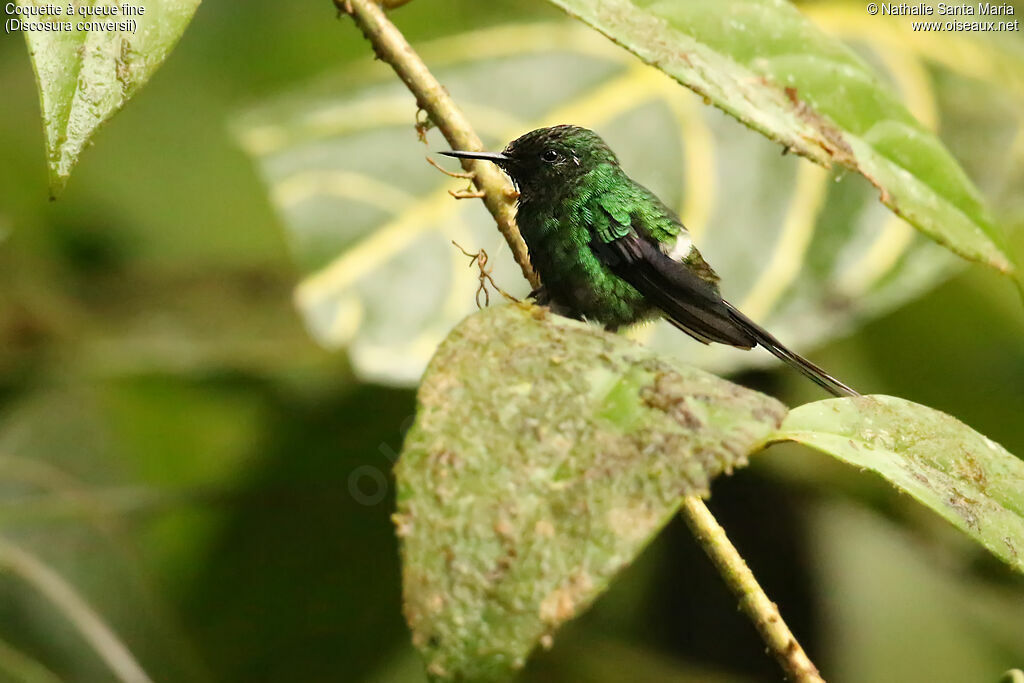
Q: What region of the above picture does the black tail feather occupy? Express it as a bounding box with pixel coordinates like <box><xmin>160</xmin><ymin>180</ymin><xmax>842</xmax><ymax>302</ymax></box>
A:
<box><xmin>723</xmin><ymin>301</ymin><xmax>859</xmax><ymax>398</ymax></box>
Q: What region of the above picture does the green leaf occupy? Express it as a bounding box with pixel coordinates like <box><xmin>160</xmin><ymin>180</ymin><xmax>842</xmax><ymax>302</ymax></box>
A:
<box><xmin>394</xmin><ymin>304</ymin><xmax>786</xmax><ymax>680</ymax></box>
<box><xmin>542</xmin><ymin>0</ymin><xmax>1017</xmax><ymax>282</ymax></box>
<box><xmin>237</xmin><ymin>20</ymin><xmax>993</xmax><ymax>385</ymax></box>
<box><xmin>771</xmin><ymin>395</ymin><xmax>1024</xmax><ymax>574</ymax></box>
<box><xmin>18</xmin><ymin>0</ymin><xmax>201</xmax><ymax>196</ymax></box>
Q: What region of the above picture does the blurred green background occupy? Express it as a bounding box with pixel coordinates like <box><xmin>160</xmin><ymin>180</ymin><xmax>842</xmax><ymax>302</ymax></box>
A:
<box><xmin>1</xmin><ymin>0</ymin><xmax>1022</xmax><ymax>681</ymax></box>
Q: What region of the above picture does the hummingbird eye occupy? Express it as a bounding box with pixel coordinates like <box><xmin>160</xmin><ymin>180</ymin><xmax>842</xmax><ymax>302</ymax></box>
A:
<box><xmin>541</xmin><ymin>149</ymin><xmax>561</xmax><ymax>163</ymax></box>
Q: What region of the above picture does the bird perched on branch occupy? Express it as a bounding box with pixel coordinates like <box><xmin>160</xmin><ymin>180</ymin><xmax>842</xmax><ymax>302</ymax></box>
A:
<box><xmin>442</xmin><ymin>125</ymin><xmax>857</xmax><ymax>397</ymax></box>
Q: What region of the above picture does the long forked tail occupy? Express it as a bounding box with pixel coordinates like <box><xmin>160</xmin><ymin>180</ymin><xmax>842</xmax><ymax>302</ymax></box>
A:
<box><xmin>722</xmin><ymin>301</ymin><xmax>860</xmax><ymax>398</ymax></box>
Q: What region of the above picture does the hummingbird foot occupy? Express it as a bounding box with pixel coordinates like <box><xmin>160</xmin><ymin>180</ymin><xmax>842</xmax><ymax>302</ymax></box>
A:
<box><xmin>526</xmin><ymin>287</ymin><xmax>586</xmax><ymax>321</ymax></box>
<box><xmin>528</xmin><ymin>286</ymin><xmax>551</xmax><ymax>305</ymax></box>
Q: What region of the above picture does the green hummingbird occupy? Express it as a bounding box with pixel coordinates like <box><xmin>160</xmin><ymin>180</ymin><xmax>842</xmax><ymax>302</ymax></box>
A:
<box><xmin>442</xmin><ymin>125</ymin><xmax>857</xmax><ymax>397</ymax></box>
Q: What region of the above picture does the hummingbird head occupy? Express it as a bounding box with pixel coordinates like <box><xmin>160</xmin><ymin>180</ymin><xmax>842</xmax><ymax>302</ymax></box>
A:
<box><xmin>441</xmin><ymin>125</ymin><xmax>618</xmax><ymax>199</ymax></box>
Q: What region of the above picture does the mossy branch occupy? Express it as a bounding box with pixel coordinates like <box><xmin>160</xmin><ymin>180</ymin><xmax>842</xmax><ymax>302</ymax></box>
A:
<box><xmin>339</xmin><ymin>1</ymin><xmax>824</xmax><ymax>680</ymax></box>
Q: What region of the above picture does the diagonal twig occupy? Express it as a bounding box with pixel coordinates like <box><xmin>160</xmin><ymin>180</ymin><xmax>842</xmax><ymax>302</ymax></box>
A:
<box><xmin>681</xmin><ymin>497</ymin><xmax>824</xmax><ymax>683</ymax></box>
<box><xmin>341</xmin><ymin>0</ymin><xmax>539</xmax><ymax>290</ymax></box>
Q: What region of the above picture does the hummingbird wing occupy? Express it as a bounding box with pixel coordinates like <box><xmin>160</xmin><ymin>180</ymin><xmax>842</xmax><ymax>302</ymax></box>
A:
<box><xmin>586</xmin><ymin>189</ymin><xmax>859</xmax><ymax>397</ymax></box>
<box><xmin>594</xmin><ymin>227</ymin><xmax>757</xmax><ymax>347</ymax></box>
<box><xmin>586</xmin><ymin>190</ymin><xmax>755</xmax><ymax>347</ymax></box>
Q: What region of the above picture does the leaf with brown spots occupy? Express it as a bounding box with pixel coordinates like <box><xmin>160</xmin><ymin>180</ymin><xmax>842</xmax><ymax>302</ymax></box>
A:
<box><xmin>544</xmin><ymin>0</ymin><xmax>1018</xmax><ymax>284</ymax></box>
<box><xmin>770</xmin><ymin>395</ymin><xmax>1024</xmax><ymax>574</ymax></box>
<box><xmin>394</xmin><ymin>304</ymin><xmax>785</xmax><ymax>680</ymax></box>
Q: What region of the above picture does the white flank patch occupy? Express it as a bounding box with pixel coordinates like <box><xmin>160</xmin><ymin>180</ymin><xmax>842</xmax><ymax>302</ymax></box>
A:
<box><xmin>663</xmin><ymin>232</ymin><xmax>693</xmax><ymax>261</ymax></box>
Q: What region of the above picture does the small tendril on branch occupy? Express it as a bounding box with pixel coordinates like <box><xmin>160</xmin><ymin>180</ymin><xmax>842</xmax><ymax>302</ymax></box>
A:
<box><xmin>449</xmin><ymin>189</ymin><xmax>486</xmax><ymax>199</ymax></box>
<box><xmin>451</xmin><ymin>241</ymin><xmax>518</xmax><ymax>308</ymax></box>
<box><xmin>427</xmin><ymin>156</ymin><xmax>473</xmax><ymax>180</ymax></box>
<box><xmin>415</xmin><ymin>108</ymin><xmax>434</xmax><ymax>143</ymax></box>
<box><xmin>427</xmin><ymin>157</ymin><xmax>486</xmax><ymax>198</ymax></box>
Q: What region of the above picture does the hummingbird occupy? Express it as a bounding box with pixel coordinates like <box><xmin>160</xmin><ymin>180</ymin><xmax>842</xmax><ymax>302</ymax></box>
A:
<box><xmin>442</xmin><ymin>125</ymin><xmax>857</xmax><ymax>397</ymax></box>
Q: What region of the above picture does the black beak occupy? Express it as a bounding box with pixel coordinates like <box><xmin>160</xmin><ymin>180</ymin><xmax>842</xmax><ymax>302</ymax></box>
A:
<box><xmin>440</xmin><ymin>150</ymin><xmax>511</xmax><ymax>164</ymax></box>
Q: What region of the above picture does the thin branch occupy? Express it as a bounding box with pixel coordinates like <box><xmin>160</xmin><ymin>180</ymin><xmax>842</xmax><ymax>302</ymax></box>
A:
<box><xmin>341</xmin><ymin>0</ymin><xmax>540</xmax><ymax>289</ymax></box>
<box><xmin>0</xmin><ymin>537</ymin><xmax>154</xmax><ymax>683</ymax></box>
<box><xmin>680</xmin><ymin>497</ymin><xmax>824</xmax><ymax>683</ymax></box>
<box><xmin>337</xmin><ymin>3</ymin><xmax>824</xmax><ymax>680</ymax></box>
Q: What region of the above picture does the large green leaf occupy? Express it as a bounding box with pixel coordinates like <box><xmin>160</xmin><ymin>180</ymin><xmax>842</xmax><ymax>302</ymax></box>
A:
<box><xmin>544</xmin><ymin>0</ymin><xmax>1016</xmax><ymax>281</ymax></box>
<box><xmin>236</xmin><ymin>15</ymin><xmax>1022</xmax><ymax>385</ymax></box>
<box><xmin>770</xmin><ymin>395</ymin><xmax>1024</xmax><ymax>574</ymax></box>
<box><xmin>394</xmin><ymin>304</ymin><xmax>786</xmax><ymax>680</ymax></box>
<box><xmin>18</xmin><ymin>0</ymin><xmax>201</xmax><ymax>196</ymax></box>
